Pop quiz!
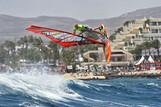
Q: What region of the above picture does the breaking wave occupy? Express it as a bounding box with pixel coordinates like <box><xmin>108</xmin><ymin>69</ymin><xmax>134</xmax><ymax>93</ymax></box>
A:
<box><xmin>0</xmin><ymin>67</ymin><xmax>161</xmax><ymax>107</ymax></box>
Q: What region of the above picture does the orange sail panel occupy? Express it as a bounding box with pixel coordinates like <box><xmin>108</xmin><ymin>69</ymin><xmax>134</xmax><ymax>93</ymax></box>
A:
<box><xmin>105</xmin><ymin>27</ymin><xmax>111</xmax><ymax>64</ymax></box>
<box><xmin>105</xmin><ymin>39</ymin><xmax>111</xmax><ymax>64</ymax></box>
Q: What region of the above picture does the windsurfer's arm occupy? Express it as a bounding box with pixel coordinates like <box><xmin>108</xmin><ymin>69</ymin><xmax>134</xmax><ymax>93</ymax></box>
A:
<box><xmin>93</xmin><ymin>27</ymin><xmax>100</xmax><ymax>31</ymax></box>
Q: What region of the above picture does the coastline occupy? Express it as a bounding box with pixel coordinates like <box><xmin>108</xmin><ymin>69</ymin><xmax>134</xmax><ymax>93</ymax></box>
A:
<box><xmin>64</xmin><ymin>70</ymin><xmax>161</xmax><ymax>80</ymax></box>
<box><xmin>64</xmin><ymin>72</ymin><xmax>106</xmax><ymax>80</ymax></box>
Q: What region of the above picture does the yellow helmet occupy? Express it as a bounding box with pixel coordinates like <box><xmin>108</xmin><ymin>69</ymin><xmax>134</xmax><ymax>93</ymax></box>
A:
<box><xmin>75</xmin><ymin>24</ymin><xmax>79</xmax><ymax>29</ymax></box>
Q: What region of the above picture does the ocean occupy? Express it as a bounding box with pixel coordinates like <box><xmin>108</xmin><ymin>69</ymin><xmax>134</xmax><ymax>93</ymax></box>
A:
<box><xmin>0</xmin><ymin>68</ymin><xmax>161</xmax><ymax>107</ymax></box>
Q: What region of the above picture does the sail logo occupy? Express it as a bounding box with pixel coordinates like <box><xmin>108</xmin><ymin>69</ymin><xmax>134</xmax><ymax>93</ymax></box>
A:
<box><xmin>42</xmin><ymin>31</ymin><xmax>60</xmax><ymax>36</ymax></box>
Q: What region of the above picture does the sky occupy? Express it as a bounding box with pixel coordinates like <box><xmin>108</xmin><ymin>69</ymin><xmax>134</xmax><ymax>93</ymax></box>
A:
<box><xmin>0</xmin><ymin>0</ymin><xmax>161</xmax><ymax>20</ymax></box>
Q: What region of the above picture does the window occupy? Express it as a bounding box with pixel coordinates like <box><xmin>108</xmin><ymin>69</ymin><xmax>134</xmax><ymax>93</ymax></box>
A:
<box><xmin>124</xmin><ymin>42</ymin><xmax>128</xmax><ymax>46</ymax></box>
<box><xmin>89</xmin><ymin>53</ymin><xmax>98</xmax><ymax>61</ymax></box>
<box><xmin>158</xmin><ymin>22</ymin><xmax>161</xmax><ymax>26</ymax></box>
<box><xmin>150</xmin><ymin>22</ymin><xmax>157</xmax><ymax>26</ymax></box>
<box><xmin>159</xmin><ymin>29</ymin><xmax>161</xmax><ymax>33</ymax></box>
<box><xmin>151</xmin><ymin>29</ymin><xmax>158</xmax><ymax>33</ymax></box>
<box><xmin>117</xmin><ymin>57</ymin><xmax>122</xmax><ymax>61</ymax></box>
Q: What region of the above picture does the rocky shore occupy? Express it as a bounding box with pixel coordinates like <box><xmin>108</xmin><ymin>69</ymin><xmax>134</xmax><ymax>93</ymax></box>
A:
<box><xmin>64</xmin><ymin>70</ymin><xmax>161</xmax><ymax>80</ymax></box>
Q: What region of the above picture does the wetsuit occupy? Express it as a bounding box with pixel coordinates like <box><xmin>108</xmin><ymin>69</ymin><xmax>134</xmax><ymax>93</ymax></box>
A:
<box><xmin>73</xmin><ymin>24</ymin><xmax>89</xmax><ymax>34</ymax></box>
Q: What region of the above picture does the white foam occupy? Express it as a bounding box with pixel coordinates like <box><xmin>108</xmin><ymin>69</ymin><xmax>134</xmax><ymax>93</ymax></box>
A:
<box><xmin>97</xmin><ymin>83</ymin><xmax>112</xmax><ymax>87</ymax></box>
<box><xmin>147</xmin><ymin>83</ymin><xmax>159</xmax><ymax>87</ymax></box>
<box><xmin>137</xmin><ymin>105</ymin><xmax>150</xmax><ymax>107</ymax></box>
<box><xmin>73</xmin><ymin>80</ymin><xmax>90</xmax><ymax>88</ymax></box>
<box><xmin>19</xmin><ymin>102</ymin><xmax>42</xmax><ymax>107</ymax></box>
<box><xmin>74</xmin><ymin>81</ymin><xmax>110</xmax><ymax>91</ymax></box>
<box><xmin>0</xmin><ymin>67</ymin><xmax>82</xmax><ymax>103</ymax></box>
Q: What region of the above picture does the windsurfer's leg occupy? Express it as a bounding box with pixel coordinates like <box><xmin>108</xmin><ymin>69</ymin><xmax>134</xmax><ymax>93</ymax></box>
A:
<box><xmin>78</xmin><ymin>29</ymin><xmax>85</xmax><ymax>36</ymax></box>
<box><xmin>73</xmin><ymin>29</ymin><xmax>77</xmax><ymax>34</ymax></box>
<box><xmin>79</xmin><ymin>32</ymin><xmax>84</xmax><ymax>36</ymax></box>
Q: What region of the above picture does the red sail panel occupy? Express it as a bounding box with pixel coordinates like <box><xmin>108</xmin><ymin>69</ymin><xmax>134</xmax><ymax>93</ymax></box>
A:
<box><xmin>26</xmin><ymin>25</ymin><xmax>104</xmax><ymax>47</ymax></box>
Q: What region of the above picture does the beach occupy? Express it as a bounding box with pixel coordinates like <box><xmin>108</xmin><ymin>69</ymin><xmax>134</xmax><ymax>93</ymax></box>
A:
<box><xmin>64</xmin><ymin>70</ymin><xmax>161</xmax><ymax>80</ymax></box>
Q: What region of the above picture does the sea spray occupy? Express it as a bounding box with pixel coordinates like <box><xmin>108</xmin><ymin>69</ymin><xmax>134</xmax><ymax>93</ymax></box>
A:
<box><xmin>0</xmin><ymin>67</ymin><xmax>161</xmax><ymax>106</ymax></box>
<box><xmin>0</xmin><ymin>66</ymin><xmax>82</xmax><ymax>105</ymax></box>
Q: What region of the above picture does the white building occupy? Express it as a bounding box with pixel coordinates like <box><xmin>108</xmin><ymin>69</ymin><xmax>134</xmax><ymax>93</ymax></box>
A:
<box><xmin>113</xmin><ymin>18</ymin><xmax>161</xmax><ymax>51</ymax></box>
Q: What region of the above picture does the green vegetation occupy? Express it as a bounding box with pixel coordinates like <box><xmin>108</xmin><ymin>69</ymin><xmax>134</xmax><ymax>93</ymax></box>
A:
<box><xmin>110</xmin><ymin>33</ymin><xmax>116</xmax><ymax>41</ymax></box>
<box><xmin>0</xmin><ymin>35</ymin><xmax>99</xmax><ymax>67</ymax></box>
<box><xmin>131</xmin><ymin>39</ymin><xmax>160</xmax><ymax>55</ymax></box>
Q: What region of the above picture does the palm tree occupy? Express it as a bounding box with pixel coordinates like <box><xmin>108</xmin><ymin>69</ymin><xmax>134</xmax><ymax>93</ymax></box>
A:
<box><xmin>1</xmin><ymin>40</ymin><xmax>16</xmax><ymax>66</ymax></box>
<box><xmin>117</xmin><ymin>27</ymin><xmax>123</xmax><ymax>33</ymax></box>
<box><xmin>151</xmin><ymin>39</ymin><xmax>160</xmax><ymax>57</ymax></box>
<box><xmin>123</xmin><ymin>21</ymin><xmax>130</xmax><ymax>26</ymax></box>
<box><xmin>0</xmin><ymin>46</ymin><xmax>8</xmax><ymax>63</ymax></box>
<box><xmin>61</xmin><ymin>48</ymin><xmax>75</xmax><ymax>65</ymax></box>
<box><xmin>142</xmin><ymin>41</ymin><xmax>151</xmax><ymax>49</ymax></box>
<box><xmin>48</xmin><ymin>41</ymin><xmax>59</xmax><ymax>64</ymax></box>
<box><xmin>110</xmin><ymin>33</ymin><xmax>116</xmax><ymax>41</ymax></box>
<box><xmin>151</xmin><ymin>39</ymin><xmax>160</xmax><ymax>49</ymax></box>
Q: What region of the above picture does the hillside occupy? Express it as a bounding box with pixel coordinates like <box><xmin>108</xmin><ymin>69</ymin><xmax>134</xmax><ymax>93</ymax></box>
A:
<box><xmin>0</xmin><ymin>6</ymin><xmax>161</xmax><ymax>42</ymax></box>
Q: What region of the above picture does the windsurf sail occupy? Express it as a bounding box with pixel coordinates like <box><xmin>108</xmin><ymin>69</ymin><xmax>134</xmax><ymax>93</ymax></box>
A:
<box><xmin>26</xmin><ymin>25</ymin><xmax>105</xmax><ymax>47</ymax></box>
<box><xmin>26</xmin><ymin>25</ymin><xmax>111</xmax><ymax>63</ymax></box>
<box><xmin>103</xmin><ymin>27</ymin><xmax>111</xmax><ymax>64</ymax></box>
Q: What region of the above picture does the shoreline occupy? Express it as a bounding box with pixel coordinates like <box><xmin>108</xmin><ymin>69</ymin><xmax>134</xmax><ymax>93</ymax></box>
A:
<box><xmin>64</xmin><ymin>70</ymin><xmax>161</xmax><ymax>80</ymax></box>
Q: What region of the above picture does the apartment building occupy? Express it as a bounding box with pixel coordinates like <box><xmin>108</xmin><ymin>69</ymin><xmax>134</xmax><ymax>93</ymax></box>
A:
<box><xmin>143</xmin><ymin>18</ymin><xmax>161</xmax><ymax>41</ymax></box>
<box><xmin>113</xmin><ymin>18</ymin><xmax>161</xmax><ymax>51</ymax></box>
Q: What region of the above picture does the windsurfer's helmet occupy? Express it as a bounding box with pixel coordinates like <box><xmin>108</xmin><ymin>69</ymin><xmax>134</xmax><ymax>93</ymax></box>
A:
<box><xmin>75</xmin><ymin>24</ymin><xmax>79</xmax><ymax>29</ymax></box>
<box><xmin>100</xmin><ymin>24</ymin><xmax>105</xmax><ymax>30</ymax></box>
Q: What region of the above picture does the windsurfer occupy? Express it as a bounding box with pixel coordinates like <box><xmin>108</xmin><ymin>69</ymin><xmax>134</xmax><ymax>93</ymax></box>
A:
<box><xmin>73</xmin><ymin>24</ymin><xmax>91</xmax><ymax>35</ymax></box>
<box><xmin>95</xmin><ymin>24</ymin><xmax>108</xmax><ymax>39</ymax></box>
